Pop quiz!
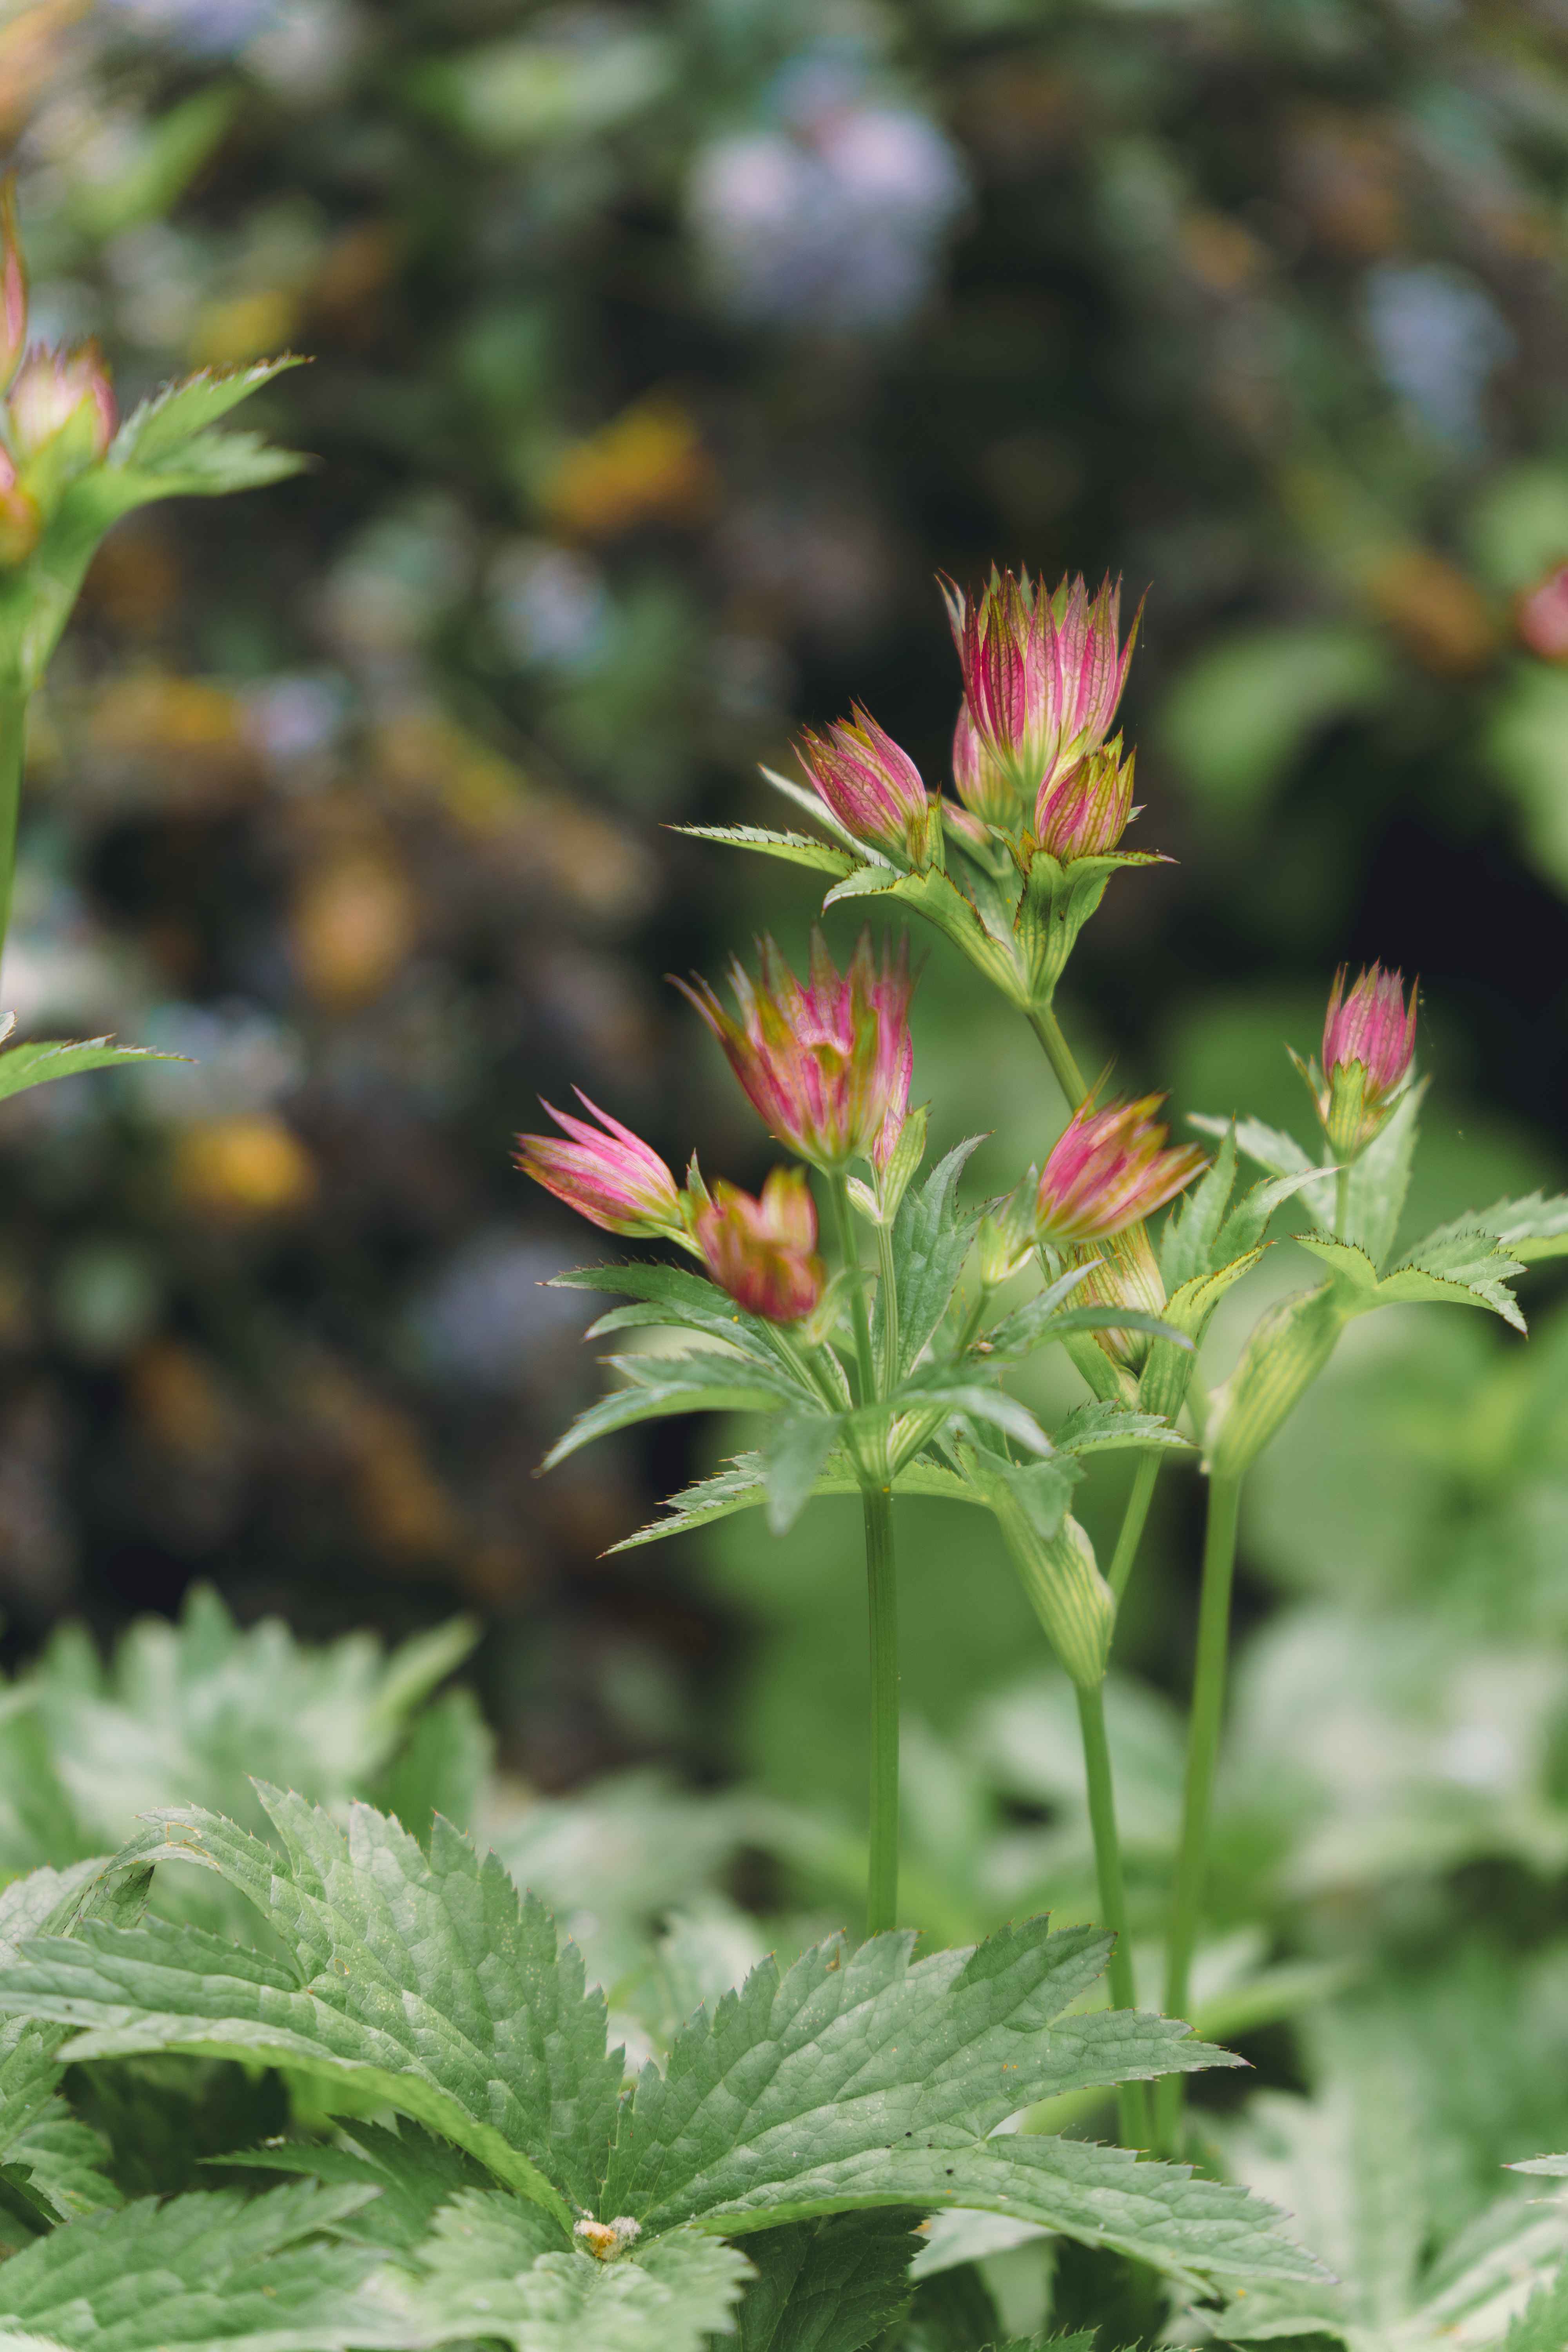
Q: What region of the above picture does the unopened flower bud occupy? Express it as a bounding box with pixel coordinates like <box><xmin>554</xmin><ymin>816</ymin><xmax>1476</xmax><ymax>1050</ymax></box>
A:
<box><xmin>1034</xmin><ymin>1096</ymin><xmax>1206</xmax><ymax>1247</ymax></box>
<box><xmin>515</xmin><ymin>1091</ymin><xmax>688</xmax><ymax>1240</ymax></box>
<box><xmin>798</xmin><ymin>706</ymin><xmax>941</xmax><ymax>869</ymax></box>
<box><xmin>1314</xmin><ymin>963</ymin><xmax>1416</xmax><ymax>1156</ymax></box>
<box><xmin>0</xmin><ymin>178</ymin><xmax>25</xmax><ymax>393</ymax></box>
<box><xmin>0</xmin><ymin>448</ymin><xmax>39</xmax><ymax>566</ymax></box>
<box><xmin>1035</xmin><ymin>737</ymin><xmax>1137</xmax><ymax>862</ymax></box>
<box><xmin>1071</xmin><ymin>1221</ymin><xmax>1167</xmax><ymax>1372</ymax></box>
<box><xmin>976</xmin><ymin>1174</ymin><xmax>1038</xmax><ymax>1287</ymax></box>
<box><xmin>675</xmin><ymin>928</ymin><xmax>915</xmax><ymax>1174</ymax></box>
<box><xmin>1516</xmin><ymin>564</ymin><xmax>1568</xmax><ymax>663</ymax></box>
<box><xmin>697</xmin><ymin>1169</ymin><xmax>826</xmax><ymax>1323</ymax></box>
<box><xmin>942</xmin><ymin>567</ymin><xmax>1141</xmax><ymax>804</ymax></box>
<box><xmin>7</xmin><ymin>341</ymin><xmax>116</xmax><ymax>464</ymax></box>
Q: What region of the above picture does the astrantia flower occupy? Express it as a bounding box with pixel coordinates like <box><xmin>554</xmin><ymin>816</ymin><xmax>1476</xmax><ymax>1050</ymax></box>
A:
<box><xmin>1071</xmin><ymin>1223</ymin><xmax>1168</xmax><ymax>1372</ymax></box>
<box><xmin>0</xmin><ymin>178</ymin><xmax>26</xmax><ymax>392</ymax></box>
<box><xmin>1314</xmin><ymin>963</ymin><xmax>1417</xmax><ymax>1154</ymax></box>
<box><xmin>1034</xmin><ymin>1095</ymin><xmax>1206</xmax><ymax>1246</ymax></box>
<box><xmin>7</xmin><ymin>340</ymin><xmax>116</xmax><ymax>463</ymax></box>
<box><xmin>1515</xmin><ymin>564</ymin><xmax>1568</xmax><ymax>663</ymax></box>
<box><xmin>942</xmin><ymin>568</ymin><xmax>1141</xmax><ymax>805</ymax></box>
<box><xmin>697</xmin><ymin>1169</ymin><xmax>825</xmax><ymax>1323</ymax></box>
<box><xmin>676</xmin><ymin>929</ymin><xmax>914</xmax><ymax>1172</ymax></box>
<box><xmin>951</xmin><ymin>702</ymin><xmax>1020</xmax><ymax>831</ymax></box>
<box><xmin>798</xmin><ymin>705</ymin><xmax>940</xmax><ymax>867</ymax></box>
<box><xmin>1035</xmin><ymin>737</ymin><xmax>1137</xmax><ymax>862</ymax></box>
<box><xmin>514</xmin><ymin>1091</ymin><xmax>688</xmax><ymax>1240</ymax></box>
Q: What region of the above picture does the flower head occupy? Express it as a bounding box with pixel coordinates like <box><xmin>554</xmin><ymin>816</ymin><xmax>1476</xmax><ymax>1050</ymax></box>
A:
<box><xmin>1071</xmin><ymin>1223</ymin><xmax>1168</xmax><ymax>1373</ymax></box>
<box><xmin>1034</xmin><ymin>1094</ymin><xmax>1206</xmax><ymax>1246</ymax></box>
<box><xmin>7</xmin><ymin>340</ymin><xmax>116</xmax><ymax>464</ymax></box>
<box><xmin>1516</xmin><ymin>564</ymin><xmax>1568</xmax><ymax>663</ymax></box>
<box><xmin>697</xmin><ymin>1168</ymin><xmax>825</xmax><ymax>1323</ymax></box>
<box><xmin>0</xmin><ymin>447</ymin><xmax>39</xmax><ymax>567</ymax></box>
<box><xmin>951</xmin><ymin>702</ymin><xmax>1020</xmax><ymax>831</ymax></box>
<box><xmin>1315</xmin><ymin>962</ymin><xmax>1417</xmax><ymax>1154</ymax></box>
<box><xmin>515</xmin><ymin>1091</ymin><xmax>688</xmax><ymax>1239</ymax></box>
<box><xmin>798</xmin><ymin>705</ymin><xmax>939</xmax><ymax>867</ymax></box>
<box><xmin>0</xmin><ymin>178</ymin><xmax>26</xmax><ymax>394</ymax></box>
<box><xmin>1035</xmin><ymin>737</ymin><xmax>1138</xmax><ymax>862</ymax></box>
<box><xmin>942</xmin><ymin>567</ymin><xmax>1141</xmax><ymax>806</ymax></box>
<box><xmin>676</xmin><ymin>928</ymin><xmax>914</xmax><ymax>1172</ymax></box>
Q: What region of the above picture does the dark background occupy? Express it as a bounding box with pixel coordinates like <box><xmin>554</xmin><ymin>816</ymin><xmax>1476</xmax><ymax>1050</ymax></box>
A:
<box><xmin>2</xmin><ymin>0</ymin><xmax>1566</xmax><ymax>1815</ymax></box>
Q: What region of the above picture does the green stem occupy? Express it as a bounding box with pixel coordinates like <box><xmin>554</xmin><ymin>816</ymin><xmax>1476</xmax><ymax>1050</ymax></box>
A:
<box><xmin>876</xmin><ymin>1216</ymin><xmax>900</xmax><ymax>1389</ymax></box>
<box><xmin>831</xmin><ymin>1171</ymin><xmax>900</xmax><ymax>1935</ymax></box>
<box><xmin>1027</xmin><ymin>1004</ymin><xmax>1088</xmax><ymax>1104</ymax></box>
<box><xmin>0</xmin><ymin>686</ymin><xmax>25</xmax><ymax>973</ymax></box>
<box><xmin>862</xmin><ymin>1484</ymin><xmax>899</xmax><ymax>1935</ymax></box>
<box><xmin>1107</xmin><ymin>1452</ymin><xmax>1161</xmax><ymax>1608</ymax></box>
<box><xmin>1335</xmin><ymin>1163</ymin><xmax>1350</xmax><ymax>1241</ymax></box>
<box><xmin>1076</xmin><ymin>1681</ymin><xmax>1151</xmax><ymax>2149</ymax></box>
<box><xmin>1156</xmin><ymin>1471</ymin><xmax>1243</xmax><ymax>2157</ymax></box>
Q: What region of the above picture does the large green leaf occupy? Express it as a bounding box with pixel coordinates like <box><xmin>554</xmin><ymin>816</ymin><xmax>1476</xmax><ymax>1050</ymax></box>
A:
<box><xmin>730</xmin><ymin>2210</ymin><xmax>920</xmax><ymax>2351</ymax></box>
<box><xmin>405</xmin><ymin>2190</ymin><xmax>750</xmax><ymax>2351</ymax></box>
<box><xmin>0</xmin><ymin>2181</ymin><xmax>394</xmax><ymax>2352</ymax></box>
<box><xmin>1418</xmin><ymin>1193</ymin><xmax>1568</xmax><ymax>1267</ymax></box>
<box><xmin>675</xmin><ymin>824</ymin><xmax>856</xmax><ymax>879</ymax></box>
<box><xmin>542</xmin><ymin>1359</ymin><xmax>794</xmax><ymax>1470</ymax></box>
<box><xmin>1296</xmin><ymin>1234</ymin><xmax>1526</xmax><ymax>1332</ymax></box>
<box><xmin>111</xmin><ymin>359</ymin><xmax>309</xmax><ymax>468</ymax></box>
<box><xmin>0</xmin><ymin>1038</ymin><xmax>187</xmax><ymax>1106</ymax></box>
<box><xmin>209</xmin><ymin>2119</ymin><xmax>491</xmax><ymax>2254</ymax></box>
<box><xmin>0</xmin><ymin>1793</ymin><xmax>623</xmax><ymax>2228</ymax></box>
<box><xmin>888</xmin><ymin>1136</ymin><xmax>985</xmax><ymax>1374</ymax></box>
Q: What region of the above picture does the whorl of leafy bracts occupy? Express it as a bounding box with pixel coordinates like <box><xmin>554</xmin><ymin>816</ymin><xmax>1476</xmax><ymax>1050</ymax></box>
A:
<box><xmin>1314</xmin><ymin>963</ymin><xmax>1417</xmax><ymax>1154</ymax></box>
<box><xmin>675</xmin><ymin>928</ymin><xmax>914</xmax><ymax>1173</ymax></box>
<box><xmin>696</xmin><ymin>1168</ymin><xmax>826</xmax><ymax>1323</ymax></box>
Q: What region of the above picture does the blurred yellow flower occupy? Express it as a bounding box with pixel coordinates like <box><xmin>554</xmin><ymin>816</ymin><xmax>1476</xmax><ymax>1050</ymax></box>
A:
<box><xmin>540</xmin><ymin>396</ymin><xmax>715</xmax><ymax>539</ymax></box>
<box><xmin>174</xmin><ymin>1115</ymin><xmax>316</xmax><ymax>1219</ymax></box>
<box><xmin>291</xmin><ymin>848</ymin><xmax>416</xmax><ymax>1010</ymax></box>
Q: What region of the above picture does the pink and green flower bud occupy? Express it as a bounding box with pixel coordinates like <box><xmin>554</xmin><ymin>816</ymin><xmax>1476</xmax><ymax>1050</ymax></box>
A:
<box><xmin>1034</xmin><ymin>1094</ymin><xmax>1206</xmax><ymax>1247</ymax></box>
<box><xmin>0</xmin><ymin>179</ymin><xmax>26</xmax><ymax>394</ymax></box>
<box><xmin>7</xmin><ymin>340</ymin><xmax>116</xmax><ymax>464</ymax></box>
<box><xmin>0</xmin><ymin>448</ymin><xmax>39</xmax><ymax>567</ymax></box>
<box><xmin>696</xmin><ymin>1168</ymin><xmax>825</xmax><ymax>1324</ymax></box>
<box><xmin>675</xmin><ymin>928</ymin><xmax>915</xmax><ymax>1174</ymax></box>
<box><xmin>798</xmin><ymin>706</ymin><xmax>941</xmax><ymax>869</ymax></box>
<box><xmin>1034</xmin><ymin>736</ymin><xmax>1137</xmax><ymax>862</ymax></box>
<box><xmin>976</xmin><ymin>1173</ymin><xmax>1038</xmax><ymax>1287</ymax></box>
<box><xmin>514</xmin><ymin>1090</ymin><xmax>688</xmax><ymax>1240</ymax></box>
<box><xmin>1515</xmin><ymin>564</ymin><xmax>1568</xmax><ymax>663</ymax></box>
<box><xmin>1071</xmin><ymin>1221</ymin><xmax>1167</xmax><ymax>1373</ymax></box>
<box><xmin>942</xmin><ymin>566</ymin><xmax>1141</xmax><ymax>804</ymax></box>
<box><xmin>951</xmin><ymin>702</ymin><xmax>1022</xmax><ymax>831</ymax></box>
<box><xmin>1315</xmin><ymin>962</ymin><xmax>1417</xmax><ymax>1155</ymax></box>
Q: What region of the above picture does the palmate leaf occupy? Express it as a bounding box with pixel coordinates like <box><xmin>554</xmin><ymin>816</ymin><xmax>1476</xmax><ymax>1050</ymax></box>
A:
<box><xmin>888</xmin><ymin>1136</ymin><xmax>986</xmax><ymax>1375</ymax></box>
<box><xmin>0</xmin><ymin>1793</ymin><xmax>623</xmax><ymax>2228</ymax></box>
<box><xmin>1419</xmin><ymin>1193</ymin><xmax>1568</xmax><ymax>1266</ymax></box>
<box><xmin>606</xmin><ymin>1450</ymin><xmax>981</xmax><ymax>1551</ymax></box>
<box><xmin>0</xmin><ymin>2180</ymin><xmax>395</xmax><ymax>2352</ymax></box>
<box><xmin>400</xmin><ymin>2190</ymin><xmax>750</xmax><ymax>2352</ymax></box>
<box><xmin>1051</xmin><ymin>1402</ymin><xmax>1192</xmax><ymax>1456</ymax></box>
<box><xmin>731</xmin><ymin>2210</ymin><xmax>920</xmax><ymax>2351</ymax></box>
<box><xmin>550</xmin><ymin>1260</ymin><xmax>825</xmax><ymax>1389</ymax></box>
<box><xmin>1296</xmin><ymin>1233</ymin><xmax>1527</xmax><ymax>1333</ymax></box>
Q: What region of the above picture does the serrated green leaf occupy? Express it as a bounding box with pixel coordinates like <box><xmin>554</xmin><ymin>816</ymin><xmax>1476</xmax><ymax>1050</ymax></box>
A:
<box><xmin>0</xmin><ymin>2181</ymin><xmax>393</xmax><ymax>2352</ymax></box>
<box><xmin>981</xmin><ymin>1297</ymin><xmax>1191</xmax><ymax>1364</ymax></box>
<box><xmin>1338</xmin><ymin>1082</ymin><xmax>1425</xmax><ymax>1266</ymax></box>
<box><xmin>0</xmin><ymin>1793</ymin><xmax>624</xmax><ymax>2228</ymax></box>
<box><xmin>111</xmin><ymin>358</ymin><xmax>307</xmax><ymax>468</ymax></box>
<box><xmin>606</xmin><ymin>1450</ymin><xmax>981</xmax><ymax>1551</ymax></box>
<box><xmin>113</xmin><ymin>431</ymin><xmax>310</xmax><ymax>499</ymax></box>
<box><xmin>1503</xmin><ymin>2262</ymin><xmax>1568</xmax><ymax>2351</ymax></box>
<box><xmin>731</xmin><ymin>2210</ymin><xmax>920</xmax><ymax>2352</ymax></box>
<box><xmin>542</xmin><ymin>1365</ymin><xmax>791</xmax><ymax>1471</ymax></box>
<box><xmin>1442</xmin><ymin>1191</ymin><xmax>1568</xmax><ymax>1264</ymax></box>
<box><xmin>1161</xmin><ymin>1129</ymin><xmax>1238</xmax><ymax>1290</ymax></box>
<box><xmin>761</xmin><ymin>1413</ymin><xmax>843</xmax><ymax>1535</ymax></box>
<box><xmin>1214</xmin><ymin>1166</ymin><xmax>1332</xmax><ymax>1263</ymax></box>
<box><xmin>889</xmin><ymin>1137</ymin><xmax>986</xmax><ymax>1374</ymax></box>
<box><xmin>550</xmin><ymin>1260</ymin><xmax>809</xmax><ymax>1378</ymax></box>
<box><xmin>208</xmin><ymin>2120</ymin><xmax>492</xmax><ymax>2254</ymax></box>
<box><xmin>1295</xmin><ymin>1233</ymin><xmax>1526</xmax><ymax>1331</ymax></box>
<box><xmin>757</xmin><ymin>764</ymin><xmax>895</xmax><ymax>859</ymax></box>
<box><xmin>883</xmin><ymin>1374</ymin><xmax>1054</xmax><ymax>1459</ymax></box>
<box><xmin>675</xmin><ymin>823</ymin><xmax>857</xmax><ymax>879</ymax></box>
<box><xmin>406</xmin><ymin>2190</ymin><xmax>750</xmax><ymax>2351</ymax></box>
<box><xmin>1051</xmin><ymin>1403</ymin><xmax>1191</xmax><ymax>1455</ymax></box>
<box><xmin>0</xmin><ymin>1038</ymin><xmax>188</xmax><ymax>1106</ymax></box>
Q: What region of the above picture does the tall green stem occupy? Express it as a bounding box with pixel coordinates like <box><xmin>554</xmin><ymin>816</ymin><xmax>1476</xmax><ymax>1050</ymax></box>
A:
<box><xmin>1156</xmin><ymin>1471</ymin><xmax>1243</xmax><ymax>2156</ymax></box>
<box><xmin>1027</xmin><ymin>1004</ymin><xmax>1087</xmax><ymax>1104</ymax></box>
<box><xmin>1107</xmin><ymin>1452</ymin><xmax>1161</xmax><ymax>1608</ymax></box>
<box><xmin>1334</xmin><ymin>1164</ymin><xmax>1351</xmax><ymax>1240</ymax></box>
<box><xmin>0</xmin><ymin>686</ymin><xmax>26</xmax><ymax>972</ymax></box>
<box><xmin>1076</xmin><ymin>1682</ymin><xmax>1151</xmax><ymax>2149</ymax></box>
<box><xmin>830</xmin><ymin>1172</ymin><xmax>900</xmax><ymax>1935</ymax></box>
<box><xmin>875</xmin><ymin>1215</ymin><xmax>900</xmax><ymax>1390</ymax></box>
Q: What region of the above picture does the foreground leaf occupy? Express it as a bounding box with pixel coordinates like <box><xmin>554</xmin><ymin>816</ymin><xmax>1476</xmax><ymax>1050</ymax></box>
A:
<box><xmin>0</xmin><ymin>1037</ymin><xmax>187</xmax><ymax>1105</ymax></box>
<box><xmin>731</xmin><ymin>2210</ymin><xmax>919</xmax><ymax>2350</ymax></box>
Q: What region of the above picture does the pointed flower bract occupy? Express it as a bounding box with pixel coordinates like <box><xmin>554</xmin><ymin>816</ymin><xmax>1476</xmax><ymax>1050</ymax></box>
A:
<box><xmin>1315</xmin><ymin>962</ymin><xmax>1417</xmax><ymax>1154</ymax></box>
<box><xmin>696</xmin><ymin>1168</ymin><xmax>826</xmax><ymax>1323</ymax></box>
<box><xmin>1035</xmin><ymin>736</ymin><xmax>1138</xmax><ymax>861</ymax></box>
<box><xmin>676</xmin><ymin>928</ymin><xmax>914</xmax><ymax>1173</ymax></box>
<box><xmin>943</xmin><ymin>567</ymin><xmax>1141</xmax><ymax>806</ymax></box>
<box><xmin>515</xmin><ymin>1091</ymin><xmax>689</xmax><ymax>1240</ymax></box>
<box><xmin>1034</xmin><ymin>1095</ymin><xmax>1206</xmax><ymax>1246</ymax></box>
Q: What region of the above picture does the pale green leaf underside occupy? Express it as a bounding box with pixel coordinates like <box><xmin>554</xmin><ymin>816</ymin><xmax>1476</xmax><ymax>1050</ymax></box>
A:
<box><xmin>674</xmin><ymin>824</ymin><xmax>855</xmax><ymax>878</ymax></box>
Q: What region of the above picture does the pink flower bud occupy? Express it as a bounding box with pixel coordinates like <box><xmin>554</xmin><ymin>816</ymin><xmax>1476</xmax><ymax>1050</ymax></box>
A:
<box><xmin>697</xmin><ymin>1169</ymin><xmax>826</xmax><ymax>1323</ymax></box>
<box><xmin>942</xmin><ymin>567</ymin><xmax>1142</xmax><ymax>804</ymax></box>
<box><xmin>514</xmin><ymin>1090</ymin><xmax>688</xmax><ymax>1239</ymax></box>
<box><xmin>1515</xmin><ymin>564</ymin><xmax>1568</xmax><ymax>663</ymax></box>
<box><xmin>1316</xmin><ymin>963</ymin><xmax>1416</xmax><ymax>1153</ymax></box>
<box><xmin>798</xmin><ymin>705</ymin><xmax>938</xmax><ymax>867</ymax></box>
<box><xmin>0</xmin><ymin>447</ymin><xmax>39</xmax><ymax>566</ymax></box>
<box><xmin>7</xmin><ymin>340</ymin><xmax>116</xmax><ymax>463</ymax></box>
<box><xmin>0</xmin><ymin>178</ymin><xmax>26</xmax><ymax>393</ymax></box>
<box><xmin>951</xmin><ymin>702</ymin><xmax>1019</xmax><ymax>830</ymax></box>
<box><xmin>1034</xmin><ymin>1095</ymin><xmax>1206</xmax><ymax>1246</ymax></box>
<box><xmin>675</xmin><ymin>928</ymin><xmax>915</xmax><ymax>1173</ymax></box>
<box><xmin>1034</xmin><ymin>737</ymin><xmax>1138</xmax><ymax>862</ymax></box>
